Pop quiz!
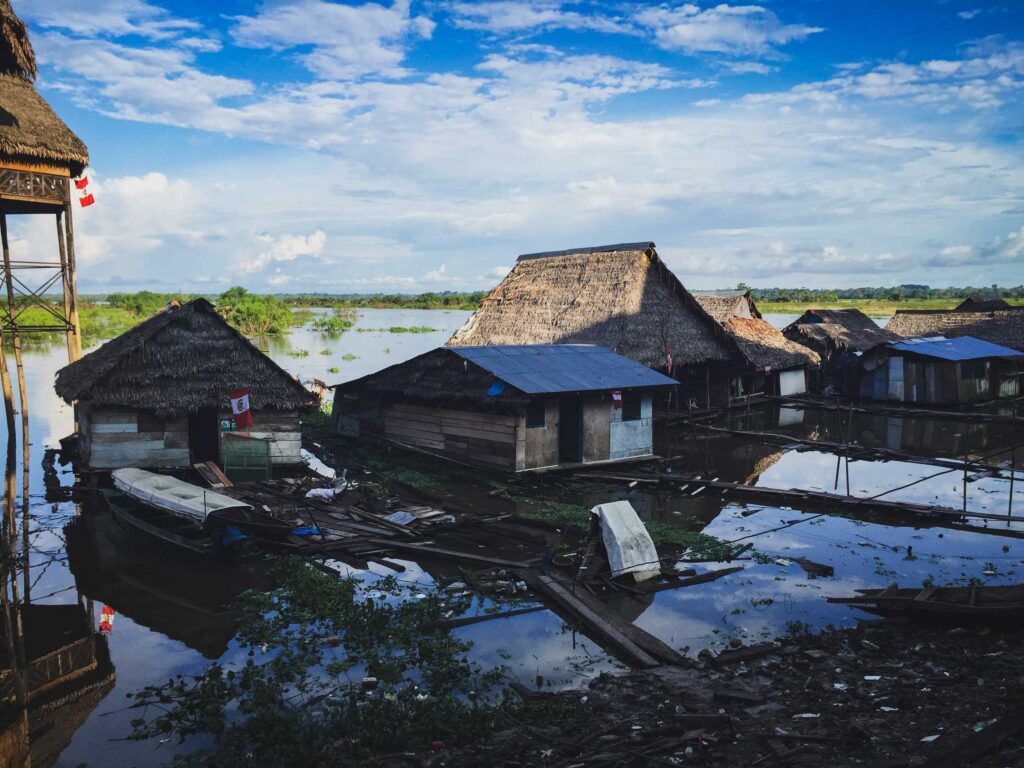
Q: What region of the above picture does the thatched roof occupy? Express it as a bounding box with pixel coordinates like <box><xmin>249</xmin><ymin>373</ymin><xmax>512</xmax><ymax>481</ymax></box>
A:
<box><xmin>448</xmin><ymin>243</ymin><xmax>736</xmax><ymax>369</ymax></box>
<box><xmin>723</xmin><ymin>316</ymin><xmax>820</xmax><ymax>371</ymax></box>
<box><xmin>782</xmin><ymin>309</ymin><xmax>897</xmax><ymax>356</ymax></box>
<box><xmin>692</xmin><ymin>290</ymin><xmax>761</xmax><ymax>322</ymax></box>
<box><xmin>54</xmin><ymin>299</ymin><xmax>316</xmax><ymax>415</ymax></box>
<box><xmin>955</xmin><ymin>296</ymin><xmax>1012</xmax><ymax>312</ymax></box>
<box><xmin>0</xmin><ymin>2</ymin><xmax>89</xmax><ymax>175</ymax></box>
<box><xmin>0</xmin><ymin>0</ymin><xmax>35</xmax><ymax>80</ymax></box>
<box><xmin>886</xmin><ymin>307</ymin><xmax>1024</xmax><ymax>352</ymax></box>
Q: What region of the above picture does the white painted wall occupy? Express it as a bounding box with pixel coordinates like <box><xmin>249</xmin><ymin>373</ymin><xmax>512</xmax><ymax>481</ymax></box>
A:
<box><xmin>778</xmin><ymin>369</ymin><xmax>806</xmax><ymax>396</ymax></box>
<box><xmin>609</xmin><ymin>393</ymin><xmax>654</xmax><ymax>460</ymax></box>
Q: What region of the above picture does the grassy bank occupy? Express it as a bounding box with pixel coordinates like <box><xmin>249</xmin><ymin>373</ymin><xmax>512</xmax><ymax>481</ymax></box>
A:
<box><xmin>757</xmin><ymin>297</ymin><xmax>1024</xmax><ymax>317</ymax></box>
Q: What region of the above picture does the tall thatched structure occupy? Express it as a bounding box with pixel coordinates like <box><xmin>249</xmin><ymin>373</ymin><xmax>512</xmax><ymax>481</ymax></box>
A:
<box><xmin>55</xmin><ymin>299</ymin><xmax>316</xmax><ymax>471</ymax></box>
<box><xmin>0</xmin><ymin>0</ymin><xmax>90</xmax><ymax>464</ymax></box>
<box><xmin>448</xmin><ymin>243</ymin><xmax>742</xmax><ymax>407</ymax></box>
<box><xmin>887</xmin><ymin>307</ymin><xmax>1024</xmax><ymax>351</ymax></box>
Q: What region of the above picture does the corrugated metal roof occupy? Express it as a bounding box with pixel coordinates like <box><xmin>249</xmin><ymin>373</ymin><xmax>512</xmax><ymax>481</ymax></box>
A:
<box><xmin>889</xmin><ymin>335</ymin><xmax>1024</xmax><ymax>361</ymax></box>
<box><xmin>517</xmin><ymin>242</ymin><xmax>655</xmax><ymax>262</ymax></box>
<box><xmin>449</xmin><ymin>344</ymin><xmax>677</xmax><ymax>394</ymax></box>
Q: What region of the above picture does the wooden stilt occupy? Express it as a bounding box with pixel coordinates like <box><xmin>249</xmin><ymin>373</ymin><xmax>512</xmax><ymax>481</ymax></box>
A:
<box><xmin>55</xmin><ymin>210</ymin><xmax>78</xmax><ymax>362</ymax></box>
<box><xmin>1010</xmin><ymin>445</ymin><xmax>1017</xmax><ymax>520</ymax></box>
<box><xmin>62</xmin><ymin>202</ymin><xmax>82</xmax><ymax>362</ymax></box>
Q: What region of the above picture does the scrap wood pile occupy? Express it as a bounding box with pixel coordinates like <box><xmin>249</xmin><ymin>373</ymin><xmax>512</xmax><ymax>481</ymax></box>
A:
<box><xmin>389</xmin><ymin>621</ymin><xmax>1024</xmax><ymax>768</ymax></box>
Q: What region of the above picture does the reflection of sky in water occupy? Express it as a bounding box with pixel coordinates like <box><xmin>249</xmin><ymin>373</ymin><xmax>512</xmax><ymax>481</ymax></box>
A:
<box><xmin>2</xmin><ymin>308</ymin><xmax>1022</xmax><ymax>763</ymax></box>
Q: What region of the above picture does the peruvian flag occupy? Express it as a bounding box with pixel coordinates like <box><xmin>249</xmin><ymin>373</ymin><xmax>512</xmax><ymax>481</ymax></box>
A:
<box><xmin>612</xmin><ymin>390</ymin><xmax>622</xmax><ymax>410</ymax></box>
<box><xmin>75</xmin><ymin>176</ymin><xmax>95</xmax><ymax>207</ymax></box>
<box><xmin>664</xmin><ymin>342</ymin><xmax>673</xmax><ymax>375</ymax></box>
<box><xmin>230</xmin><ymin>388</ymin><xmax>253</xmax><ymax>429</ymax></box>
<box><xmin>99</xmin><ymin>605</ymin><xmax>115</xmax><ymax>633</ymax></box>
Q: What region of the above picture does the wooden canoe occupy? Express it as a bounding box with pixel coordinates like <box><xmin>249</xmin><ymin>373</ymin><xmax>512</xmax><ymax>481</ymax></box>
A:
<box><xmin>104</xmin><ymin>490</ymin><xmax>215</xmax><ymax>558</ymax></box>
<box><xmin>828</xmin><ymin>583</ymin><xmax>1024</xmax><ymax>624</ymax></box>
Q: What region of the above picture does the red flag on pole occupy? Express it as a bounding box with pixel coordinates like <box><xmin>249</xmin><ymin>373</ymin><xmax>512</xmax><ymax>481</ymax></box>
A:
<box><xmin>75</xmin><ymin>176</ymin><xmax>90</xmax><ymax>189</ymax></box>
<box><xmin>100</xmin><ymin>605</ymin><xmax>115</xmax><ymax>633</ymax></box>
<box><xmin>230</xmin><ymin>388</ymin><xmax>253</xmax><ymax>429</ymax></box>
<box><xmin>79</xmin><ymin>193</ymin><xmax>95</xmax><ymax>207</ymax></box>
<box><xmin>75</xmin><ymin>176</ymin><xmax>95</xmax><ymax>206</ymax></box>
<box><xmin>612</xmin><ymin>390</ymin><xmax>622</xmax><ymax>409</ymax></box>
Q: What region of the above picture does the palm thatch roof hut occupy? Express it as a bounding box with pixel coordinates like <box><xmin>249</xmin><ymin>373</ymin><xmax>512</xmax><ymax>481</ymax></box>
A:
<box><xmin>692</xmin><ymin>290</ymin><xmax>761</xmax><ymax>322</ymax></box>
<box><xmin>448</xmin><ymin>242</ymin><xmax>740</xmax><ymax>407</ymax></box>
<box><xmin>55</xmin><ymin>299</ymin><xmax>316</xmax><ymax>472</ymax></box>
<box><xmin>955</xmin><ymin>296</ymin><xmax>1011</xmax><ymax>312</ymax></box>
<box><xmin>886</xmin><ymin>307</ymin><xmax>1024</xmax><ymax>352</ymax></box>
<box><xmin>783</xmin><ymin>309</ymin><xmax>898</xmax><ymax>358</ymax></box>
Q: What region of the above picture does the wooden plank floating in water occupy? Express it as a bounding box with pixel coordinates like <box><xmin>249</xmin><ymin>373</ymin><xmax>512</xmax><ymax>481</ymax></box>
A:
<box><xmin>517</xmin><ymin>570</ymin><xmax>665</xmax><ymax>668</ymax></box>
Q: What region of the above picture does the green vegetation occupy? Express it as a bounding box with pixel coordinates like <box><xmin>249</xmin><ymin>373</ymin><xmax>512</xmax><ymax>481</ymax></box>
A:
<box><xmin>341</xmin><ymin>353</ymin><xmax>358</xmax><ymax>361</ymax></box>
<box><xmin>740</xmin><ymin>283</ymin><xmax>1024</xmax><ymax>316</ymax></box>
<box><xmin>283</xmin><ymin>291</ymin><xmax>486</xmax><ymax>310</ymax></box>
<box><xmin>302</xmin><ymin>398</ymin><xmax>333</xmax><ymax>431</ymax></box>
<box><xmin>327</xmin><ymin>366</ymin><xmax>340</xmax><ymax>374</ymax></box>
<box><xmin>287</xmin><ymin>349</ymin><xmax>310</xmax><ymax>358</ymax></box>
<box><xmin>217</xmin><ymin>286</ymin><xmax>300</xmax><ymax>335</ymax></box>
<box><xmin>311</xmin><ymin>308</ymin><xmax>358</xmax><ymax>335</ymax></box>
<box><xmin>127</xmin><ymin>558</ymin><xmax>506</xmax><ymax>766</ymax></box>
<box><xmin>357</xmin><ymin>326</ymin><xmax>440</xmax><ymax>334</ymax></box>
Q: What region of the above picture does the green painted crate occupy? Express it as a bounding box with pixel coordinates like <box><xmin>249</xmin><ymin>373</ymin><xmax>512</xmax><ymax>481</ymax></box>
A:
<box><xmin>222</xmin><ymin>434</ymin><xmax>272</xmax><ymax>483</ymax></box>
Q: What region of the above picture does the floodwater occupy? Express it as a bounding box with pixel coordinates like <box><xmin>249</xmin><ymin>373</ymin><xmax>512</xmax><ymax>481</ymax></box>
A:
<box><xmin>1</xmin><ymin>307</ymin><xmax>1020</xmax><ymax>766</ymax></box>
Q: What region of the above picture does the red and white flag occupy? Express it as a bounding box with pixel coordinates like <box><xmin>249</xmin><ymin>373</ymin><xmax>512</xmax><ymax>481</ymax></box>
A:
<box><xmin>612</xmin><ymin>390</ymin><xmax>622</xmax><ymax>410</ymax></box>
<box><xmin>230</xmin><ymin>388</ymin><xmax>253</xmax><ymax>429</ymax></box>
<box><xmin>75</xmin><ymin>176</ymin><xmax>95</xmax><ymax>207</ymax></box>
<box><xmin>100</xmin><ymin>605</ymin><xmax>115</xmax><ymax>633</ymax></box>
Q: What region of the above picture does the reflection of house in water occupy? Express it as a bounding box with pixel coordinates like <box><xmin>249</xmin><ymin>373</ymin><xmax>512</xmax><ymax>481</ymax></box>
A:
<box><xmin>65</xmin><ymin>510</ymin><xmax>259</xmax><ymax>660</ymax></box>
<box><xmin>1</xmin><ymin>540</ymin><xmax>115</xmax><ymax>768</ymax></box>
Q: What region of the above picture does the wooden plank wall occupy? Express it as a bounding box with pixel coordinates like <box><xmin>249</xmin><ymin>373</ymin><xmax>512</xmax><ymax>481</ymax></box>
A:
<box><xmin>382</xmin><ymin>403</ymin><xmax>518</xmax><ymax>471</ymax></box>
<box><xmin>85</xmin><ymin>407</ymin><xmax>190</xmax><ymax>469</ymax></box>
<box><xmin>222</xmin><ymin>409</ymin><xmax>302</xmax><ymax>465</ymax></box>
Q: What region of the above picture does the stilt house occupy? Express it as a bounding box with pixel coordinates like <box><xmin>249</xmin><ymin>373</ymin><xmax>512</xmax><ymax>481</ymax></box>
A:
<box><xmin>447</xmin><ymin>243</ymin><xmax>744</xmax><ymax>408</ymax></box>
<box><xmin>332</xmin><ymin>344</ymin><xmax>677</xmax><ymax>472</ymax></box>
<box><xmin>54</xmin><ymin>299</ymin><xmax>316</xmax><ymax>471</ymax></box>
<box><xmin>887</xmin><ymin>306</ymin><xmax>1024</xmax><ymax>352</ymax></box>
<box><xmin>859</xmin><ymin>336</ymin><xmax>1024</xmax><ymax>405</ymax></box>
<box><xmin>693</xmin><ymin>292</ymin><xmax>819</xmax><ymax>400</ymax></box>
<box><xmin>782</xmin><ymin>309</ymin><xmax>897</xmax><ymax>394</ymax></box>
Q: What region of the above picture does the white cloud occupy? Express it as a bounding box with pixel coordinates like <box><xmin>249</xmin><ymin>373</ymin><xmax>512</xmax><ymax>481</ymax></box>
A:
<box><xmin>926</xmin><ymin>226</ymin><xmax>1024</xmax><ymax>267</ymax></box>
<box><xmin>446</xmin><ymin>1</ymin><xmax>626</xmax><ymax>34</ymax></box>
<box><xmin>634</xmin><ymin>4</ymin><xmax>823</xmax><ymax>56</ymax></box>
<box><xmin>242</xmin><ymin>230</ymin><xmax>328</xmax><ymax>274</ymax></box>
<box><xmin>231</xmin><ymin>0</ymin><xmax>434</xmax><ymax>80</ymax></box>
<box><xmin>16</xmin><ymin>0</ymin><xmax>201</xmax><ymax>40</ymax></box>
<box><xmin>958</xmin><ymin>9</ymin><xmax>981</xmax><ymax>21</ymax></box>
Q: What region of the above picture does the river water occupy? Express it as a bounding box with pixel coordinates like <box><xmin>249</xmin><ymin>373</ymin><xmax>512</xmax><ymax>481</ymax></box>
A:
<box><xmin>1</xmin><ymin>307</ymin><xmax>1020</xmax><ymax>767</ymax></box>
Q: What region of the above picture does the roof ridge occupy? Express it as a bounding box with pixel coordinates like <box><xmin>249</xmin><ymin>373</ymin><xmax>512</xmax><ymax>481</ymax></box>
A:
<box><xmin>517</xmin><ymin>242</ymin><xmax>656</xmax><ymax>262</ymax></box>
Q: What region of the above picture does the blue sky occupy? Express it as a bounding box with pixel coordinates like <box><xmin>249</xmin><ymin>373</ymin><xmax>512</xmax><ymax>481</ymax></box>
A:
<box><xmin>10</xmin><ymin>0</ymin><xmax>1024</xmax><ymax>292</ymax></box>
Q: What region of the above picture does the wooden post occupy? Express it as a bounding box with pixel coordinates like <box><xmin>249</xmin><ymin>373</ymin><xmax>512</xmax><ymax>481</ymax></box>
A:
<box><xmin>963</xmin><ymin>452</ymin><xmax>969</xmax><ymax>514</ymax></box>
<box><xmin>1010</xmin><ymin>444</ymin><xmax>1017</xmax><ymax>520</ymax></box>
<box><xmin>0</xmin><ymin>337</ymin><xmax>13</xmax><ymax>456</ymax></box>
<box><xmin>0</xmin><ymin>217</ymin><xmax>27</xmax><ymax>463</ymax></box>
<box><xmin>55</xmin><ymin>210</ymin><xmax>78</xmax><ymax>363</ymax></box>
<box><xmin>61</xmin><ymin>202</ymin><xmax>82</xmax><ymax>362</ymax></box>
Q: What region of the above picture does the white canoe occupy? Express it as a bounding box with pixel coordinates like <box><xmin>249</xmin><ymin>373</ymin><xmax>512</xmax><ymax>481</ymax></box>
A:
<box><xmin>111</xmin><ymin>468</ymin><xmax>253</xmax><ymax>522</ymax></box>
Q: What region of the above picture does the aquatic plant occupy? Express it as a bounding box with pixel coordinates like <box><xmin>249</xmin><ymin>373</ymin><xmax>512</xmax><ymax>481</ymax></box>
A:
<box><xmin>287</xmin><ymin>349</ymin><xmax>310</xmax><ymax>358</ymax></box>
<box><xmin>127</xmin><ymin>558</ymin><xmax>505</xmax><ymax>765</ymax></box>
<box><xmin>340</xmin><ymin>353</ymin><xmax>358</xmax><ymax>361</ymax></box>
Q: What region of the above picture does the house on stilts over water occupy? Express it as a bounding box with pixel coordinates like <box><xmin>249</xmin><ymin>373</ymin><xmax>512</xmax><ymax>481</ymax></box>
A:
<box><xmin>693</xmin><ymin>290</ymin><xmax>819</xmax><ymax>400</ymax></box>
<box><xmin>858</xmin><ymin>336</ymin><xmax>1024</xmax><ymax>406</ymax></box>
<box><xmin>781</xmin><ymin>309</ymin><xmax>898</xmax><ymax>394</ymax></box>
<box><xmin>54</xmin><ymin>299</ymin><xmax>317</xmax><ymax>473</ymax></box>
<box><xmin>332</xmin><ymin>344</ymin><xmax>677</xmax><ymax>471</ymax></box>
<box><xmin>447</xmin><ymin>242</ymin><xmax>784</xmax><ymax>409</ymax></box>
<box><xmin>886</xmin><ymin>305</ymin><xmax>1024</xmax><ymax>353</ymax></box>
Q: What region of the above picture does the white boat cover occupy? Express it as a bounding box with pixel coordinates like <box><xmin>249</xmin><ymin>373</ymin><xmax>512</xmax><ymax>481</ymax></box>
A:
<box><xmin>591</xmin><ymin>500</ymin><xmax>661</xmax><ymax>583</ymax></box>
<box><xmin>112</xmin><ymin>468</ymin><xmax>252</xmax><ymax>522</ymax></box>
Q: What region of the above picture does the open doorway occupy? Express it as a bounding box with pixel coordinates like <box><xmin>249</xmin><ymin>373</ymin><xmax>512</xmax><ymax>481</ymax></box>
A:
<box><xmin>558</xmin><ymin>396</ymin><xmax>583</xmax><ymax>463</ymax></box>
<box><xmin>188</xmin><ymin>407</ymin><xmax>220</xmax><ymax>464</ymax></box>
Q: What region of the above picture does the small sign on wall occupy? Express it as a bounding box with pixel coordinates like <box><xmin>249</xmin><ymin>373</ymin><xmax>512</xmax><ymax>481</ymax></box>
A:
<box><xmin>220</xmin><ymin>419</ymin><xmax>236</xmax><ymax>432</ymax></box>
